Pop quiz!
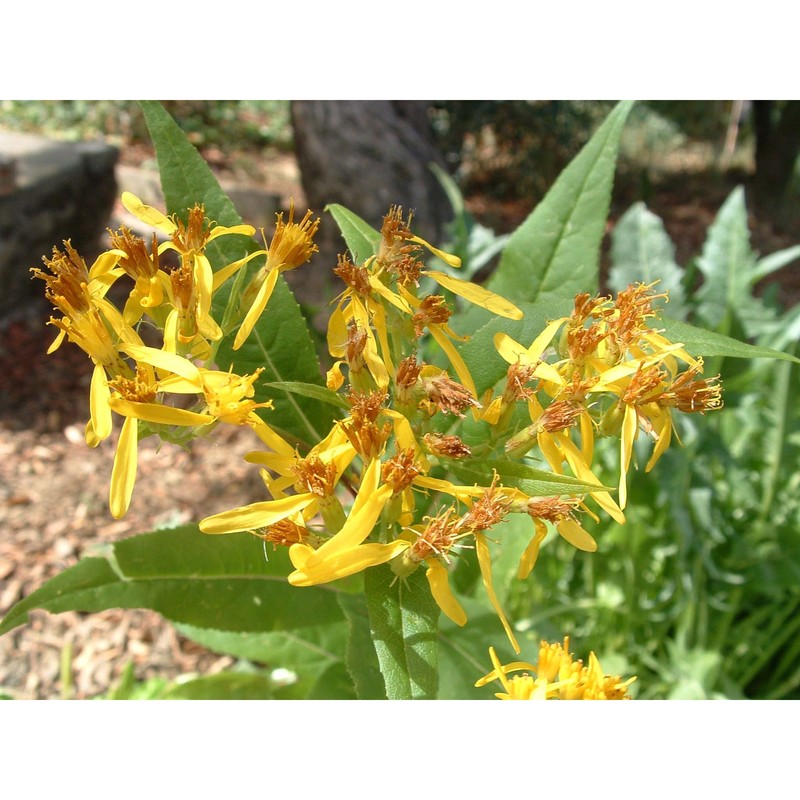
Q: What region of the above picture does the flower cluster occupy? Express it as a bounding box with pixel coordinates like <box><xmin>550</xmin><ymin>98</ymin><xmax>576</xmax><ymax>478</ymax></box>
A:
<box><xmin>35</xmin><ymin>195</ymin><xmax>722</xmax><ymax>656</ymax></box>
<box><xmin>32</xmin><ymin>193</ymin><xmax>319</xmax><ymax>518</ymax></box>
<box><xmin>475</xmin><ymin>637</ymin><xmax>636</xmax><ymax>700</ymax></box>
<box><xmin>195</xmin><ymin>205</ymin><xmax>723</xmax><ymax>653</ymax></box>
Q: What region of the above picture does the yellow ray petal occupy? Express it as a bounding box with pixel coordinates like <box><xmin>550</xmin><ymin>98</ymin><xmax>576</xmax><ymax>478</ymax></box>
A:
<box><xmin>368</xmin><ymin>275</ymin><xmax>412</xmax><ymax>313</ymax></box>
<box><xmin>87</xmin><ymin>249</ymin><xmax>125</xmax><ymax>281</ymax></box>
<box><xmin>559</xmin><ymin>435</ymin><xmax>625</xmax><ymax>524</ymax></box>
<box><xmin>109</xmin><ymin>416</ymin><xmax>138</xmax><ymax>519</ymax></box>
<box><xmin>108</xmin><ymin>397</ymin><xmax>214</xmax><ymax>426</ymax></box>
<box><xmin>642</xmin><ymin>331</ymin><xmax>699</xmax><ymax>368</ymax></box>
<box><xmin>326</xmin><ymin>360</ymin><xmax>345</xmax><ymax>390</ymax></box>
<box><xmin>211</xmin><ymin>250</ymin><xmax>266</xmax><ymax>292</ymax></box>
<box><xmin>580</xmin><ymin>409</ymin><xmax>595</xmax><ymax>466</ymax></box>
<box><xmin>307</xmin><ymin>483</ymin><xmax>393</xmax><ymax>562</ymax></box>
<box><xmin>121</xmin><ymin>344</ymin><xmax>202</xmax><ymax>383</ymax></box>
<box><xmin>200</xmin><ymin>493</ymin><xmax>315</xmax><ymax>534</ymax></box>
<box><xmin>475</xmin><ymin>533</ymin><xmax>520</xmax><ymax>653</ymax></box>
<box><xmin>526</xmin><ymin>317</ymin><xmax>569</xmax><ymax>362</ymax></box>
<box><xmin>248</xmin><ymin>417</ymin><xmax>295</xmax><ymax>457</ymax></box>
<box><xmin>429</xmin><ymin>326</ymin><xmax>477</xmax><ymax>399</ymax></box>
<box><xmin>518</xmin><ymin>519</ymin><xmax>548</xmax><ymax>579</ymax></box>
<box><xmin>46</xmin><ymin>328</ymin><xmax>67</xmax><ymax>354</ymax></box>
<box><xmin>121</xmin><ymin>192</ymin><xmax>176</xmax><ymax>234</ymax></box>
<box><xmin>619</xmin><ymin>403</ymin><xmax>639</xmax><ymax>510</ymax></box>
<box><xmin>163</xmin><ymin>308</ymin><xmax>179</xmax><ymax>354</ymax></box>
<box><xmin>288</xmin><ymin>541</ymin><xmax>409</xmax><ymax>586</ymax></box>
<box><xmin>369</xmin><ymin>301</ymin><xmax>396</xmax><ymax>378</ymax></box>
<box><xmin>532</xmin><ymin>361</ymin><xmax>567</xmax><ymax>386</ymax></box>
<box><xmin>425</xmin><ymin>559</ymin><xmax>467</xmax><ymax>626</ymax></box>
<box><xmin>494</xmin><ymin>332</ymin><xmax>528</xmax><ymax>365</ymax></box>
<box><xmin>194</xmin><ymin>254</ymin><xmax>214</xmax><ymax>323</ymax></box>
<box><xmin>326</xmin><ymin>302</ymin><xmax>350</xmax><ymax>358</ymax></box>
<box><xmin>233</xmin><ymin>268</ymin><xmax>279</xmax><ymax>350</ymax></box>
<box><xmin>88</xmin><ymin>364</ymin><xmax>112</xmax><ymax>444</ymax></box>
<box><xmin>351</xmin><ymin>297</ymin><xmax>389</xmax><ymax>388</ymax></box>
<box><xmin>382</xmin><ymin>409</ymin><xmax>429</xmax><ymax>470</ymax></box>
<box><xmin>206</xmin><ymin>223</ymin><xmax>256</xmax><ymax>241</ymax></box>
<box><xmin>410</xmin><ymin>236</ymin><xmax>461</xmax><ymax>268</ymax></box>
<box><xmin>556</xmin><ymin>518</ymin><xmax>597</xmax><ymax>552</ymax></box>
<box><xmin>413</xmin><ymin>475</ymin><xmax>486</xmax><ymax>501</ymax></box>
<box><xmin>645</xmin><ymin>407</ymin><xmax>673</xmax><ymax>472</ymax></box>
<box><xmin>424</xmin><ymin>271</ymin><xmax>522</xmax><ymax>319</ymax></box>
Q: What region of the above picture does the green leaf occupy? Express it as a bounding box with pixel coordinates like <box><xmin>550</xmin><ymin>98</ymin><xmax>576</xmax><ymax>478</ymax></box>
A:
<box><xmin>140</xmin><ymin>101</ymin><xmax>243</xmax><ymax>231</ymax></box>
<box><xmin>306</xmin><ymin>661</ymin><xmax>358</xmax><ymax>699</ymax></box>
<box><xmin>337</xmin><ymin>593</ymin><xmax>387</xmax><ymax>699</ymax></box>
<box><xmin>139</xmin><ymin>100</ymin><xmax>334</xmax><ymax>444</ymax></box>
<box><xmin>459</xmin><ymin>101</ymin><xmax>635</xmax><ymax>394</ymax></box>
<box><xmin>478</xmin><ymin>514</ymin><xmax>536</xmax><ymax>608</ymax></box>
<box><xmin>451</xmin><ymin>459</ymin><xmax>612</xmax><ymax>495</ymax></box>
<box><xmin>488</xmin><ymin>100</ymin><xmax>635</xmax><ymax>304</ymax></box>
<box><xmin>263</xmin><ymin>381</ymin><xmax>349</xmax><ymax>411</ymax></box>
<box><xmin>326</xmin><ymin>203</ymin><xmax>381</xmax><ymax>264</ymax></box>
<box><xmin>0</xmin><ymin>525</ymin><xmax>344</xmax><ymax>637</ymax></box>
<box><xmin>656</xmin><ymin>317</ymin><xmax>800</xmax><ymax>363</ymax></box>
<box><xmin>175</xmin><ymin>621</ymin><xmax>349</xmax><ymax>699</ymax></box>
<box><xmin>694</xmin><ymin>186</ymin><xmax>757</xmax><ymax>330</ymax></box>
<box><xmin>364</xmin><ymin>565</ymin><xmax>439</xmax><ymax>700</ymax></box>
<box><xmin>609</xmin><ymin>201</ymin><xmax>687</xmax><ymax>319</ymax></box>
<box><xmin>162</xmin><ymin>672</ymin><xmax>276</xmax><ymax>700</ymax></box>
<box><xmin>751</xmin><ymin>244</ymin><xmax>800</xmax><ymax>285</ymax></box>
<box><xmin>437</xmin><ymin>594</ymin><xmax>512</xmax><ymax>700</ymax></box>
<box><xmin>214</xmin><ymin>289</ymin><xmax>337</xmax><ymax>446</ymax></box>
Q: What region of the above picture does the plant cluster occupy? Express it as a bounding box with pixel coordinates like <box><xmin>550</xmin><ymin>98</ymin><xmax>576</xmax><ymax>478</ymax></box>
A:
<box><xmin>3</xmin><ymin>101</ymin><xmax>794</xmax><ymax>700</ymax></box>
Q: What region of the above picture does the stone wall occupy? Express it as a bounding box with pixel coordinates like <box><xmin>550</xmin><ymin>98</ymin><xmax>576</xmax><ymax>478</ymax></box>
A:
<box><xmin>0</xmin><ymin>131</ymin><xmax>118</xmax><ymax>319</ymax></box>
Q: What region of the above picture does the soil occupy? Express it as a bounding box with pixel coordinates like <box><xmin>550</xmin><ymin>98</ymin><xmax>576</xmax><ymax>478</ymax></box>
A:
<box><xmin>2</xmin><ymin>141</ymin><xmax>799</xmax><ymax>699</ymax></box>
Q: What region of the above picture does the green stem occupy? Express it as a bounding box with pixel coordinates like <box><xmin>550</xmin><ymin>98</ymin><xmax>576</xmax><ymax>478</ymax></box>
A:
<box><xmin>755</xmin><ymin>347</ymin><xmax>794</xmax><ymax>533</ymax></box>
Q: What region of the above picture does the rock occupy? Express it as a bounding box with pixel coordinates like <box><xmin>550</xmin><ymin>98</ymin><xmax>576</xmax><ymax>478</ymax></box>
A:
<box><xmin>0</xmin><ymin>130</ymin><xmax>118</xmax><ymax>318</ymax></box>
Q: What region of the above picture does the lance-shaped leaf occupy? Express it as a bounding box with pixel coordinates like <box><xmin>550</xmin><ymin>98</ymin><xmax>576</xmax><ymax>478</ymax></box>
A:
<box><xmin>139</xmin><ymin>100</ymin><xmax>334</xmax><ymax>445</ymax></box>
<box><xmin>750</xmin><ymin>244</ymin><xmax>800</xmax><ymax>285</ymax></box>
<box><xmin>655</xmin><ymin>317</ymin><xmax>800</xmax><ymax>363</ymax></box>
<box><xmin>694</xmin><ymin>186</ymin><xmax>757</xmax><ymax>330</ymax></box>
<box><xmin>175</xmin><ymin>620</ymin><xmax>351</xmax><ymax>699</ymax></box>
<box><xmin>263</xmin><ymin>381</ymin><xmax>350</xmax><ymax>411</ymax></box>
<box><xmin>364</xmin><ymin>564</ymin><xmax>439</xmax><ymax>700</ymax></box>
<box><xmin>459</xmin><ymin>101</ymin><xmax>635</xmax><ymax>395</ymax></box>
<box><xmin>451</xmin><ymin>459</ymin><xmax>612</xmax><ymax>496</ymax></box>
<box><xmin>337</xmin><ymin>593</ymin><xmax>387</xmax><ymax>700</ymax></box>
<box><xmin>609</xmin><ymin>201</ymin><xmax>687</xmax><ymax>319</ymax></box>
<box><xmin>326</xmin><ymin>204</ymin><xmax>381</xmax><ymax>265</ymax></box>
<box><xmin>0</xmin><ymin>525</ymin><xmax>344</xmax><ymax>637</ymax></box>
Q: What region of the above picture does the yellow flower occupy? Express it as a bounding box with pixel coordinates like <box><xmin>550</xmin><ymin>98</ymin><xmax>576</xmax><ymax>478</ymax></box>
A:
<box><xmin>31</xmin><ymin>240</ymin><xmax>153</xmax><ymax>451</ymax></box>
<box><xmin>105</xmin><ymin>364</ymin><xmax>216</xmax><ymax>519</ymax></box>
<box><xmin>327</xmin><ymin>292</ymin><xmax>392</xmax><ymax>390</ymax></box>
<box><xmin>514</xmin><ymin>496</ymin><xmax>597</xmax><ymax>579</ymax></box>
<box><xmin>121</xmin><ymin>192</ymin><xmax>256</xmax><ymax>357</ymax></box>
<box><xmin>476</xmin><ymin>638</ymin><xmax>636</xmax><ymax>700</ymax></box>
<box><xmin>100</xmin><ymin>226</ymin><xmax>166</xmax><ymax>325</ymax></box>
<box><xmin>599</xmin><ymin>360</ymin><xmax>723</xmax><ymax>509</ymax></box>
<box><xmin>199</xmin><ymin>422</ymin><xmax>357</xmax><ymax>537</ymax></box>
<box><xmin>234</xmin><ymin>201</ymin><xmax>320</xmax><ymax>350</ymax></box>
<box><xmin>286</xmin><ymin>458</ymin><xmax>401</xmax><ymax>585</ymax></box>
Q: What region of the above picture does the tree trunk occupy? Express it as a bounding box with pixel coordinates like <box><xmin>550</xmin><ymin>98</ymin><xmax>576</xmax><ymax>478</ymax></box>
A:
<box><xmin>752</xmin><ymin>100</ymin><xmax>800</xmax><ymax>210</ymax></box>
<box><xmin>290</xmin><ymin>101</ymin><xmax>451</xmax><ymax>284</ymax></box>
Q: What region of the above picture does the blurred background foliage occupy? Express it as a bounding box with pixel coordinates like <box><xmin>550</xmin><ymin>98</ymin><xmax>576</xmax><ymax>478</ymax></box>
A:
<box><xmin>2</xmin><ymin>99</ymin><xmax>799</xmax><ymax>699</ymax></box>
<box><xmin>0</xmin><ymin>99</ymin><xmax>294</xmax><ymax>151</ymax></box>
<box><xmin>4</xmin><ymin>99</ymin><xmax>799</xmax><ymax>220</ymax></box>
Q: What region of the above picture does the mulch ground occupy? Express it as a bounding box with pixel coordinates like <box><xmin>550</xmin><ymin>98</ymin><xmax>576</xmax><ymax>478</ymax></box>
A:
<box><xmin>0</xmin><ymin>306</ymin><xmax>269</xmax><ymax>698</ymax></box>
